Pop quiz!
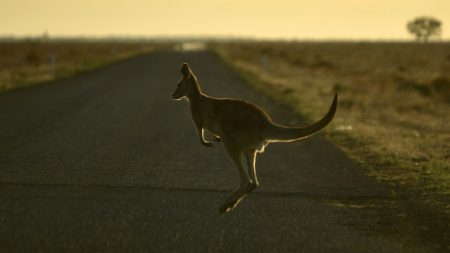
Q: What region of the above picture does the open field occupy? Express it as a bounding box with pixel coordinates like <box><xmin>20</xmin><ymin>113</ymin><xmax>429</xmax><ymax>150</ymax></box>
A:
<box><xmin>0</xmin><ymin>40</ymin><xmax>173</xmax><ymax>92</ymax></box>
<box><xmin>211</xmin><ymin>42</ymin><xmax>450</xmax><ymax>205</ymax></box>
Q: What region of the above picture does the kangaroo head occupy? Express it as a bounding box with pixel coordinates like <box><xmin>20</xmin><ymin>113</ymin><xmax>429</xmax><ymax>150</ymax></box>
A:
<box><xmin>172</xmin><ymin>63</ymin><xmax>201</xmax><ymax>100</ymax></box>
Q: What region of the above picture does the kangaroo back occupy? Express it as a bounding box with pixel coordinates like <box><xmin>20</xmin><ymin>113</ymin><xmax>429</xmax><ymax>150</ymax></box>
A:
<box><xmin>263</xmin><ymin>93</ymin><xmax>337</xmax><ymax>142</ymax></box>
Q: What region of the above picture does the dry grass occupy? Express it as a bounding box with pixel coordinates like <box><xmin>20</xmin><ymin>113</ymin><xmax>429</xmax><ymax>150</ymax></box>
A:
<box><xmin>211</xmin><ymin>41</ymin><xmax>450</xmax><ymax>200</ymax></box>
<box><xmin>0</xmin><ymin>40</ymin><xmax>171</xmax><ymax>91</ymax></box>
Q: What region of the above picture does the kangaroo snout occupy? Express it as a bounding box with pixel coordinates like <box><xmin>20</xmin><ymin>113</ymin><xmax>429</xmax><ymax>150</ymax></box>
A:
<box><xmin>172</xmin><ymin>91</ymin><xmax>181</xmax><ymax>100</ymax></box>
<box><xmin>172</xmin><ymin>88</ymin><xmax>181</xmax><ymax>99</ymax></box>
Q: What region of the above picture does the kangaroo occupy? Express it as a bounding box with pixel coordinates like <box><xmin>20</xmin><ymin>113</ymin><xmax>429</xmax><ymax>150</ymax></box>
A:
<box><xmin>172</xmin><ymin>63</ymin><xmax>337</xmax><ymax>213</ymax></box>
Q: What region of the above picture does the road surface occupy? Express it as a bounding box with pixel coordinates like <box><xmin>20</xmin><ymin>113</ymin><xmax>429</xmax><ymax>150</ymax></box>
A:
<box><xmin>0</xmin><ymin>50</ymin><xmax>433</xmax><ymax>252</ymax></box>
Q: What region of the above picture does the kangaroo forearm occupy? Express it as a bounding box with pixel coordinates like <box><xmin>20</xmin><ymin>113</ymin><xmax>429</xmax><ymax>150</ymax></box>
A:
<box><xmin>196</xmin><ymin>126</ymin><xmax>212</xmax><ymax>147</ymax></box>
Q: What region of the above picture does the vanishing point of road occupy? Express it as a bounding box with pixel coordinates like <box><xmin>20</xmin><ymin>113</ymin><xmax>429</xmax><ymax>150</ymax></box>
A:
<box><xmin>0</xmin><ymin>50</ymin><xmax>435</xmax><ymax>252</ymax></box>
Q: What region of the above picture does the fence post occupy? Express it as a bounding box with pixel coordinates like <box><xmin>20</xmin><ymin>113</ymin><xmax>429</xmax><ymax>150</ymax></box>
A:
<box><xmin>50</xmin><ymin>50</ymin><xmax>56</xmax><ymax>78</ymax></box>
<box><xmin>260</xmin><ymin>54</ymin><xmax>269</xmax><ymax>72</ymax></box>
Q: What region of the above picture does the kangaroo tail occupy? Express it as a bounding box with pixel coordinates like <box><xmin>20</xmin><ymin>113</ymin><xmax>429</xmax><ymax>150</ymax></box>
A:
<box><xmin>264</xmin><ymin>93</ymin><xmax>338</xmax><ymax>142</ymax></box>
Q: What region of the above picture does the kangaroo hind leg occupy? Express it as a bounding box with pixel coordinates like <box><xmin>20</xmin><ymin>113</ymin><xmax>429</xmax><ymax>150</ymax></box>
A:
<box><xmin>219</xmin><ymin>140</ymin><xmax>253</xmax><ymax>213</ymax></box>
<box><xmin>244</xmin><ymin>149</ymin><xmax>258</xmax><ymax>193</ymax></box>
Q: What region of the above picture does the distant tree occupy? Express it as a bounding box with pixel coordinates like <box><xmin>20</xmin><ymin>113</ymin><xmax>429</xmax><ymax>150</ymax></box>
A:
<box><xmin>407</xmin><ymin>16</ymin><xmax>442</xmax><ymax>42</ymax></box>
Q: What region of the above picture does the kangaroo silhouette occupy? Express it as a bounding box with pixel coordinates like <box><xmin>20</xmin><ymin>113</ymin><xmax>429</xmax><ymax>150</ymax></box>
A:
<box><xmin>172</xmin><ymin>63</ymin><xmax>338</xmax><ymax>213</ymax></box>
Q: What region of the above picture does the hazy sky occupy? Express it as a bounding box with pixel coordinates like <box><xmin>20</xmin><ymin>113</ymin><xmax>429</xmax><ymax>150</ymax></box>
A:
<box><xmin>1</xmin><ymin>0</ymin><xmax>449</xmax><ymax>40</ymax></box>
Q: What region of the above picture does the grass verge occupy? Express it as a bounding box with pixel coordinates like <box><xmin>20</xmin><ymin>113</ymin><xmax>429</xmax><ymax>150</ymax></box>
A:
<box><xmin>0</xmin><ymin>40</ymin><xmax>174</xmax><ymax>92</ymax></box>
<box><xmin>210</xmin><ymin>41</ymin><xmax>450</xmax><ymax>250</ymax></box>
<box><xmin>210</xmin><ymin>41</ymin><xmax>449</xmax><ymax>199</ymax></box>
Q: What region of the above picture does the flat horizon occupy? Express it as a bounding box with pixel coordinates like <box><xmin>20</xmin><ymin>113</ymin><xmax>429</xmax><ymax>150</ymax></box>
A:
<box><xmin>1</xmin><ymin>34</ymin><xmax>450</xmax><ymax>43</ymax></box>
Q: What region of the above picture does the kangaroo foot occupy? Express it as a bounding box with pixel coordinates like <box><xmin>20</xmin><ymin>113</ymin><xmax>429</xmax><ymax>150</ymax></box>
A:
<box><xmin>219</xmin><ymin>197</ymin><xmax>243</xmax><ymax>214</ymax></box>
<box><xmin>218</xmin><ymin>183</ymin><xmax>256</xmax><ymax>214</ymax></box>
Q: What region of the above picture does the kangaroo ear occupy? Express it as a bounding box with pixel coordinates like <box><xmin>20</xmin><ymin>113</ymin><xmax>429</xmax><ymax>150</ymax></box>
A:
<box><xmin>180</xmin><ymin>63</ymin><xmax>190</xmax><ymax>78</ymax></box>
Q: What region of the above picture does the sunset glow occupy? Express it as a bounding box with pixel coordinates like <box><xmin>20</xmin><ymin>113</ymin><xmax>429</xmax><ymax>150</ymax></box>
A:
<box><xmin>1</xmin><ymin>0</ymin><xmax>449</xmax><ymax>39</ymax></box>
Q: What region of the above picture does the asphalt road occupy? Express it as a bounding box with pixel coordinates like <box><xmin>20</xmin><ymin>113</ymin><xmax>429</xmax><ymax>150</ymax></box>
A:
<box><xmin>0</xmin><ymin>51</ymin><xmax>433</xmax><ymax>252</ymax></box>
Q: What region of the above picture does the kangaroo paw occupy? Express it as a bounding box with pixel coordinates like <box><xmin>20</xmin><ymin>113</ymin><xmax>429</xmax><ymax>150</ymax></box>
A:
<box><xmin>201</xmin><ymin>141</ymin><xmax>213</xmax><ymax>147</ymax></box>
